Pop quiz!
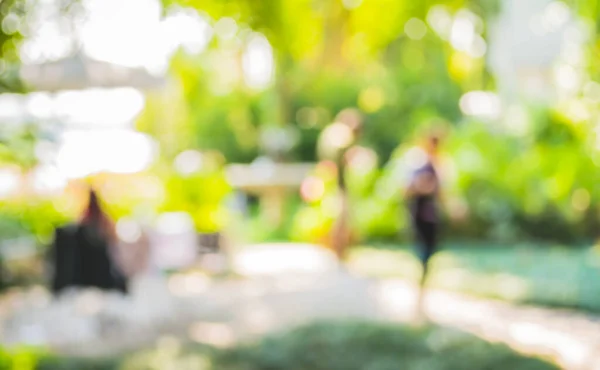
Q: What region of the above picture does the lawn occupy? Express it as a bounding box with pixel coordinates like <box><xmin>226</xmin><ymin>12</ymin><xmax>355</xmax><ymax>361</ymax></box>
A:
<box><xmin>348</xmin><ymin>243</ymin><xmax>600</xmax><ymax>312</ymax></box>
<box><xmin>14</xmin><ymin>321</ymin><xmax>557</xmax><ymax>370</ymax></box>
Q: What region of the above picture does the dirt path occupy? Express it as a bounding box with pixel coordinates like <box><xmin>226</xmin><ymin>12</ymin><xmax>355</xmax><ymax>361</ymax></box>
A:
<box><xmin>2</xmin><ymin>243</ymin><xmax>599</xmax><ymax>369</ymax></box>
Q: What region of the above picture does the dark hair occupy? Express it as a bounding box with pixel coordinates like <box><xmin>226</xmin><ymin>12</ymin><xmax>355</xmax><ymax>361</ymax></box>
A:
<box><xmin>429</xmin><ymin>135</ymin><xmax>440</xmax><ymax>147</ymax></box>
<box><xmin>82</xmin><ymin>189</ymin><xmax>115</xmax><ymax>241</ymax></box>
<box><xmin>86</xmin><ymin>190</ymin><xmax>102</xmax><ymax>220</ymax></box>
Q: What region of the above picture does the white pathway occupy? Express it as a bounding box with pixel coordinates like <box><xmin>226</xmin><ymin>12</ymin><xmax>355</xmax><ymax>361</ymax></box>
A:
<box><xmin>1</xmin><ymin>243</ymin><xmax>600</xmax><ymax>370</ymax></box>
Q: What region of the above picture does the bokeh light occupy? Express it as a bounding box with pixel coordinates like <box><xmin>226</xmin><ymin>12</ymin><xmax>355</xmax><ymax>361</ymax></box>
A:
<box><xmin>459</xmin><ymin>91</ymin><xmax>502</xmax><ymax>119</ymax></box>
<box><xmin>300</xmin><ymin>176</ymin><xmax>325</xmax><ymax>203</ymax></box>
<box><xmin>174</xmin><ymin>150</ymin><xmax>204</xmax><ymax>176</ymax></box>
<box><xmin>56</xmin><ymin>130</ymin><xmax>157</xmax><ymax>179</ymax></box>
<box><xmin>404</xmin><ymin>18</ymin><xmax>427</xmax><ymax>40</ymax></box>
<box><xmin>358</xmin><ymin>86</ymin><xmax>385</xmax><ymax>113</ymax></box>
<box><xmin>0</xmin><ymin>168</ymin><xmax>20</xmax><ymax>199</ymax></box>
<box><xmin>242</xmin><ymin>33</ymin><xmax>274</xmax><ymax>90</ymax></box>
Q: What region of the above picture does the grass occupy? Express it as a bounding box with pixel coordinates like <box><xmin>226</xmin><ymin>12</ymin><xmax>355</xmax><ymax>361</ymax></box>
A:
<box><xmin>209</xmin><ymin>321</ymin><xmax>557</xmax><ymax>370</ymax></box>
<box><xmin>348</xmin><ymin>242</ymin><xmax>600</xmax><ymax>312</ymax></box>
<box><xmin>20</xmin><ymin>321</ymin><xmax>557</xmax><ymax>370</ymax></box>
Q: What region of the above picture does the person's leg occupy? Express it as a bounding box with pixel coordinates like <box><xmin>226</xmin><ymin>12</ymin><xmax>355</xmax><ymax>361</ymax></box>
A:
<box><xmin>332</xmin><ymin>193</ymin><xmax>351</xmax><ymax>262</ymax></box>
<box><xmin>419</xmin><ymin>248</ymin><xmax>433</xmax><ymax>288</ymax></box>
<box><xmin>415</xmin><ymin>221</ymin><xmax>436</xmax><ymax>321</ymax></box>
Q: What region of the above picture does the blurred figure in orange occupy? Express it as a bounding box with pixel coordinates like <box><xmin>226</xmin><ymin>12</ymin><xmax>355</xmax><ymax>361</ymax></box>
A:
<box><xmin>50</xmin><ymin>188</ymin><xmax>128</xmax><ymax>294</ymax></box>
<box><xmin>317</xmin><ymin>108</ymin><xmax>363</xmax><ymax>262</ymax></box>
<box><xmin>405</xmin><ymin>133</ymin><xmax>442</xmax><ymax>317</ymax></box>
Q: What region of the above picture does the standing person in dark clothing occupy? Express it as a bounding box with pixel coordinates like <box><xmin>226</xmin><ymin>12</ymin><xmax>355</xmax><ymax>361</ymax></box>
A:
<box><xmin>405</xmin><ymin>135</ymin><xmax>442</xmax><ymax>316</ymax></box>
<box><xmin>317</xmin><ymin>108</ymin><xmax>363</xmax><ymax>262</ymax></box>
<box><xmin>50</xmin><ymin>189</ymin><xmax>127</xmax><ymax>295</ymax></box>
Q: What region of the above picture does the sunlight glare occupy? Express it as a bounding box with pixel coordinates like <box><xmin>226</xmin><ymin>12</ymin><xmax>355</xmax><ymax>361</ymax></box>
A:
<box><xmin>427</xmin><ymin>5</ymin><xmax>453</xmax><ymax>39</ymax></box>
<box><xmin>161</xmin><ymin>9</ymin><xmax>213</xmax><ymax>55</ymax></box>
<box><xmin>543</xmin><ymin>1</ymin><xmax>570</xmax><ymax>31</ymax></box>
<box><xmin>242</xmin><ymin>33</ymin><xmax>274</xmax><ymax>90</ymax></box>
<box><xmin>30</xmin><ymin>165</ymin><xmax>67</xmax><ymax>195</ymax></box>
<box><xmin>0</xmin><ymin>94</ymin><xmax>24</xmax><ymax>121</ymax></box>
<box><xmin>450</xmin><ymin>13</ymin><xmax>475</xmax><ymax>51</ymax></box>
<box><xmin>554</xmin><ymin>64</ymin><xmax>580</xmax><ymax>92</ymax></box>
<box><xmin>459</xmin><ymin>91</ymin><xmax>501</xmax><ymax>119</ymax></box>
<box><xmin>233</xmin><ymin>243</ymin><xmax>337</xmax><ymax>276</ymax></box>
<box><xmin>0</xmin><ymin>169</ymin><xmax>20</xmax><ymax>199</ymax></box>
<box><xmin>20</xmin><ymin>21</ymin><xmax>72</xmax><ymax>64</ymax></box>
<box><xmin>25</xmin><ymin>92</ymin><xmax>54</xmax><ymax>119</ymax></box>
<box><xmin>56</xmin><ymin>129</ymin><xmax>156</xmax><ymax>178</ymax></box>
<box><xmin>23</xmin><ymin>0</ymin><xmax>213</xmax><ymax>74</ymax></box>
<box><xmin>54</xmin><ymin>88</ymin><xmax>145</xmax><ymax>127</ymax></box>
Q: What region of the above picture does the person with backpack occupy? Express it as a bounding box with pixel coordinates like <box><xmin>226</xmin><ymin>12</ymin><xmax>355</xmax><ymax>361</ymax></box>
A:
<box><xmin>49</xmin><ymin>188</ymin><xmax>127</xmax><ymax>295</ymax></box>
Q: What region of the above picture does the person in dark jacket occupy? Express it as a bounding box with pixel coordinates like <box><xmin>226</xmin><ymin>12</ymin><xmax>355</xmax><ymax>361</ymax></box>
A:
<box><xmin>405</xmin><ymin>134</ymin><xmax>442</xmax><ymax>316</ymax></box>
<box><xmin>50</xmin><ymin>189</ymin><xmax>127</xmax><ymax>295</ymax></box>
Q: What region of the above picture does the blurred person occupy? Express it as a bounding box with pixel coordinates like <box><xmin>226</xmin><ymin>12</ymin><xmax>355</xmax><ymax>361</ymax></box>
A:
<box><xmin>405</xmin><ymin>133</ymin><xmax>442</xmax><ymax>317</ymax></box>
<box><xmin>49</xmin><ymin>189</ymin><xmax>128</xmax><ymax>295</ymax></box>
<box><xmin>317</xmin><ymin>108</ymin><xmax>363</xmax><ymax>262</ymax></box>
